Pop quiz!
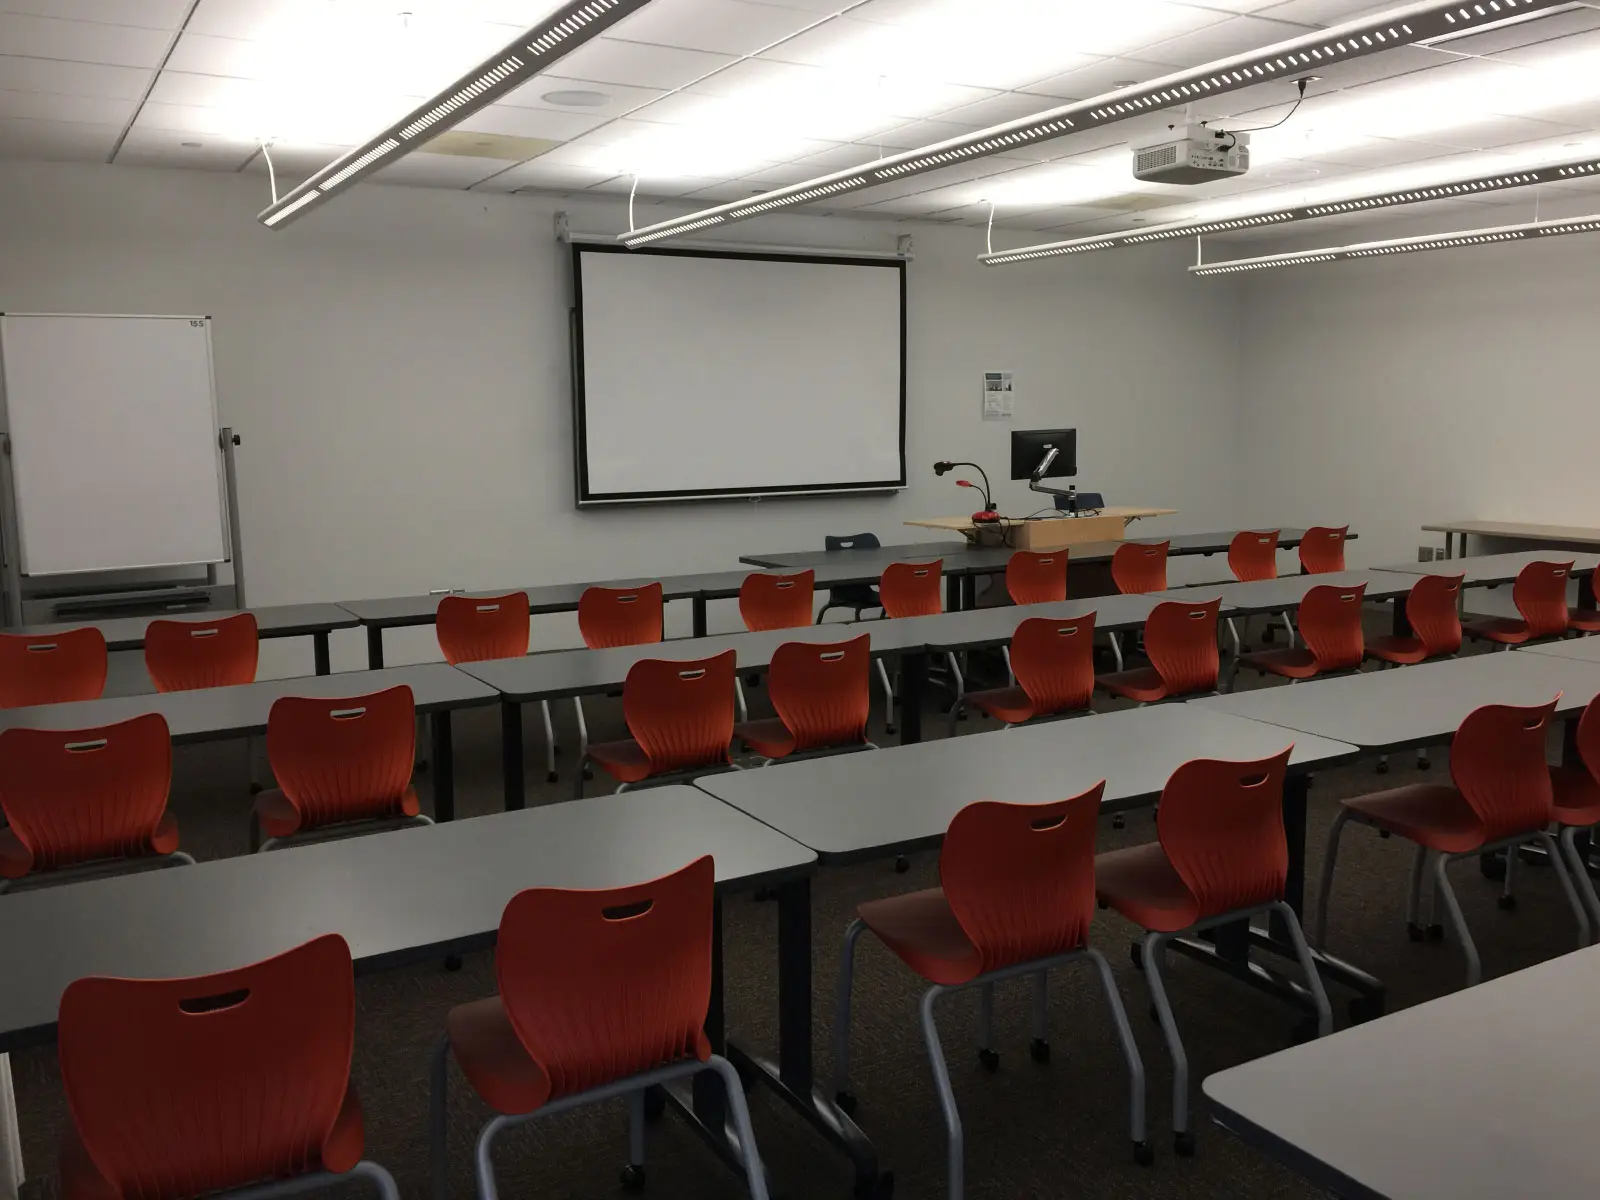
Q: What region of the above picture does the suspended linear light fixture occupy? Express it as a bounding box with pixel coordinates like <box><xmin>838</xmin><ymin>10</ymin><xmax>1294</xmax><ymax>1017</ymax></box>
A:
<box><xmin>617</xmin><ymin>0</ymin><xmax>1575</xmax><ymax>248</ymax></box>
<box><xmin>257</xmin><ymin>0</ymin><xmax>658</xmax><ymax>229</ymax></box>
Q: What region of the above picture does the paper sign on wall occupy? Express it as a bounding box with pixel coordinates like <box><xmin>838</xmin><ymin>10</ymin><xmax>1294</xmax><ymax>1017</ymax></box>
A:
<box><xmin>982</xmin><ymin>371</ymin><xmax>1014</xmax><ymax>421</ymax></box>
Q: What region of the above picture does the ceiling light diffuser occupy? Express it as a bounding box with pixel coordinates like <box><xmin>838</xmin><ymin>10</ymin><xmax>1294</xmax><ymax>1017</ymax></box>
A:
<box><xmin>618</xmin><ymin>0</ymin><xmax>1573</xmax><ymax>247</ymax></box>
<box><xmin>1188</xmin><ymin>210</ymin><xmax>1600</xmax><ymax>276</ymax></box>
<box><xmin>257</xmin><ymin>0</ymin><xmax>656</xmax><ymax>228</ymax></box>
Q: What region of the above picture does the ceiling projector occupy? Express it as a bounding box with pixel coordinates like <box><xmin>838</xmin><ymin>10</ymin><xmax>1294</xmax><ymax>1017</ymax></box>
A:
<box><xmin>1132</xmin><ymin>125</ymin><xmax>1250</xmax><ymax>184</ymax></box>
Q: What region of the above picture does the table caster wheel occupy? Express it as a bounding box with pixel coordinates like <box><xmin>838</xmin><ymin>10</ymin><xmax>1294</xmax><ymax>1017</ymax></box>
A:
<box><xmin>1498</xmin><ymin>894</ymin><xmax>1518</xmax><ymax>911</ymax></box>
<box><xmin>1029</xmin><ymin>1037</ymin><xmax>1050</xmax><ymax>1064</ymax></box>
<box><xmin>620</xmin><ymin>1164</ymin><xmax>645</xmax><ymax>1192</ymax></box>
<box><xmin>1112</xmin><ymin>814</ymin><xmax>1125</xmax><ymax>830</ymax></box>
<box><xmin>1134</xmin><ymin>1141</ymin><xmax>1155</xmax><ymax>1167</ymax></box>
<box><xmin>443</xmin><ymin>955</ymin><xmax>462</xmax><ymax>972</ymax></box>
<box><xmin>977</xmin><ymin>1048</ymin><xmax>999</xmax><ymax>1072</ymax></box>
<box><xmin>1174</xmin><ymin>1131</ymin><xmax>1196</xmax><ymax>1157</ymax></box>
<box><xmin>834</xmin><ymin>1090</ymin><xmax>858</xmax><ymax>1115</ymax></box>
<box><xmin>893</xmin><ymin>856</ymin><xmax>910</xmax><ymax>873</ymax></box>
<box><xmin>885</xmin><ymin>724</ymin><xmax>897</xmax><ymax>736</ymax></box>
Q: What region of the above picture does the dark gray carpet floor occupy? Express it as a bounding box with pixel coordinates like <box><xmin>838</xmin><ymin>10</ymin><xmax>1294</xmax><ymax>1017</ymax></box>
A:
<box><xmin>10</xmin><ymin>629</ymin><xmax>1587</xmax><ymax>1200</ymax></box>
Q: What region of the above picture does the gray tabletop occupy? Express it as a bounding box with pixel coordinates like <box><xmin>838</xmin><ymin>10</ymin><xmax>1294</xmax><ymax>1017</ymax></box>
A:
<box><xmin>0</xmin><ymin>786</ymin><xmax>814</xmax><ymax>1052</ymax></box>
<box><xmin>460</xmin><ymin>622</ymin><xmax>929</xmax><ymax>703</ymax></box>
<box><xmin>12</xmin><ymin>603</ymin><xmax>359</xmax><ymax>649</ymax></box>
<box><xmin>1518</xmin><ymin>638</ymin><xmax>1600</xmax><ymax>665</ymax></box>
<box><xmin>1373</xmin><ymin>549</ymin><xmax>1600</xmax><ymax>585</ymax></box>
<box><xmin>1205</xmin><ymin>944</ymin><xmax>1600</xmax><ymax>1200</ymax></box>
<box><xmin>0</xmin><ymin>663</ymin><xmax>497</xmax><ymax>742</ymax></box>
<box><xmin>696</xmin><ymin>705</ymin><xmax>1356</xmax><ymax>863</ymax></box>
<box><xmin>1151</xmin><ymin>569</ymin><xmax>1413</xmax><ymax>617</ymax></box>
<box><xmin>915</xmin><ymin>591</ymin><xmax>1210</xmax><ymax>651</ymax></box>
<box><xmin>1192</xmin><ymin>651</ymin><xmax>1600</xmax><ymax>753</ymax></box>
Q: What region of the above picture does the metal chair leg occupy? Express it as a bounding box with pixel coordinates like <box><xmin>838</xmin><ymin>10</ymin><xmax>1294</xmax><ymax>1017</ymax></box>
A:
<box><xmin>627</xmin><ymin>1089</ymin><xmax>646</xmax><ymax>1175</ymax></box>
<box><xmin>833</xmin><ymin>918</ymin><xmax>867</xmax><ymax>1106</ymax></box>
<box><xmin>1502</xmin><ymin>840</ymin><xmax>1517</xmax><ymax>907</ymax></box>
<box><xmin>474</xmin><ymin>1114</ymin><xmax>507</xmax><ymax>1200</ymax></box>
<box><xmin>1143</xmin><ymin>932</ymin><xmax>1193</xmax><ymax>1154</ymax></box>
<box><xmin>946</xmin><ymin>652</ymin><xmax>965</xmax><ymax>699</ymax></box>
<box><xmin>1109</xmin><ymin>632</ymin><xmax>1124</xmax><ymax>674</ymax></box>
<box><xmin>539</xmin><ymin>700</ymin><xmax>557</xmax><ymax>783</ymax></box>
<box><xmin>429</xmin><ymin>1035</ymin><xmax>451</xmax><ymax>1200</ymax></box>
<box><xmin>1537</xmin><ymin>830</ymin><xmax>1591</xmax><ymax>949</ymax></box>
<box><xmin>1315</xmin><ymin>809</ymin><xmax>1353</xmax><ymax>947</ymax></box>
<box><xmin>1560</xmin><ymin>825</ymin><xmax>1600</xmax><ymax>938</ymax></box>
<box><xmin>1432</xmin><ymin>853</ymin><xmax>1481</xmax><ymax>987</ymax></box>
<box><xmin>1085</xmin><ymin>947</ymin><xmax>1148</xmax><ymax>1156</ymax></box>
<box><xmin>876</xmin><ymin>658</ymin><xmax>896</xmax><ymax>735</ymax></box>
<box><xmin>1281</xmin><ymin>611</ymin><xmax>1296</xmax><ymax>648</ymax></box>
<box><xmin>918</xmin><ymin>986</ymin><xmax>964</xmax><ymax>1200</ymax></box>
<box><xmin>1405</xmin><ymin>843</ymin><xmax>1428</xmax><ymax>938</ymax></box>
<box><xmin>350</xmin><ymin>1161</ymin><xmax>402</xmax><ymax>1200</ymax></box>
<box><xmin>573</xmin><ymin>697</ymin><xmax>589</xmax><ymax>764</ymax></box>
<box><xmin>735</xmin><ymin>678</ymin><xmax>749</xmax><ymax>723</ymax></box>
<box><xmin>707</xmin><ymin>1056</ymin><xmax>771</xmax><ymax>1200</ymax></box>
<box><xmin>1030</xmin><ymin>972</ymin><xmax>1048</xmax><ymax>1050</ymax></box>
<box><xmin>1003</xmin><ymin>644</ymin><xmax>1014</xmax><ymax>685</ymax></box>
<box><xmin>1273</xmin><ymin>901</ymin><xmax>1332</xmax><ymax>1036</ymax></box>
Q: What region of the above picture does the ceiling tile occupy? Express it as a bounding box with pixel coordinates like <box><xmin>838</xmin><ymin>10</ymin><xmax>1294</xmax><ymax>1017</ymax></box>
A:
<box><xmin>147</xmin><ymin>70</ymin><xmax>260</xmax><ymax>108</ymax></box>
<box><xmin>606</xmin><ymin>0</ymin><xmax>826</xmax><ymax>56</ymax></box>
<box><xmin>0</xmin><ymin>87</ymin><xmax>136</xmax><ymax>126</ymax></box>
<box><xmin>131</xmin><ymin>100</ymin><xmax>251</xmax><ymax>137</ymax></box>
<box><xmin>114</xmin><ymin>127</ymin><xmax>259</xmax><ymax>170</ymax></box>
<box><xmin>1018</xmin><ymin>57</ymin><xmax>1175</xmax><ymax>101</ymax></box>
<box><xmin>163</xmin><ymin>32</ymin><xmax>271</xmax><ymax>80</ymax></box>
<box><xmin>474</xmin><ymin>160</ymin><xmax>618</xmax><ymax>191</ymax></box>
<box><xmin>0</xmin><ymin>12</ymin><xmax>173</xmax><ymax>68</ymax></box>
<box><xmin>0</xmin><ymin>115</ymin><xmax>119</xmax><ymax>161</ymax></box>
<box><xmin>0</xmin><ymin>54</ymin><xmax>150</xmax><ymax>100</ymax></box>
<box><xmin>455</xmin><ymin>103</ymin><xmax>608</xmax><ymax>141</ymax></box>
<box><xmin>0</xmin><ymin>0</ymin><xmax>191</xmax><ymax>28</ymax></box>
<box><xmin>1136</xmin><ymin>14</ymin><xmax>1313</xmax><ymax>67</ymax></box>
<box><xmin>497</xmin><ymin>73</ymin><xmax>665</xmax><ymax>116</ymax></box>
<box><xmin>368</xmin><ymin>153</ymin><xmax>508</xmax><ymax>188</ymax></box>
<box><xmin>546</xmin><ymin>36</ymin><xmax>736</xmax><ymax>90</ymax></box>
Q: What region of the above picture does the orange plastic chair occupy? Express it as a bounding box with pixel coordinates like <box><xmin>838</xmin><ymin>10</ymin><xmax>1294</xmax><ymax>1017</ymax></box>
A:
<box><xmin>1228</xmin><ymin>531</ymin><xmax>1280</xmax><ymax>583</ymax></box>
<box><xmin>437</xmin><ymin>593</ymin><xmax>559</xmax><ymax>783</ymax></box>
<box><xmin>1550</xmin><ymin>695</ymin><xmax>1600</xmax><ymax>933</ymax></box>
<box><xmin>580</xmin><ymin>650</ymin><xmax>735</xmax><ymax>797</ymax></box>
<box><xmin>0</xmin><ymin>628</ymin><xmax>108</xmax><ymax>709</ymax></box>
<box><xmin>1096</xmin><ymin>599</ymin><xmax>1221</xmax><ymax>704</ymax></box>
<box><xmin>1237</xmin><ymin>583</ymin><xmax>1366</xmax><ymax>683</ymax></box>
<box><xmin>1112</xmin><ymin>542</ymin><xmax>1168</xmax><ymax>594</ymax></box>
<box><xmin>577</xmin><ymin>584</ymin><xmax>664</xmax><ymax>648</ymax></box>
<box><xmin>1367</xmin><ymin>574</ymin><xmax>1464</xmax><ymax>666</ymax></box>
<box><xmin>1570</xmin><ymin>570</ymin><xmax>1600</xmax><ymax>634</ymax></box>
<box><xmin>1005</xmin><ymin>551</ymin><xmax>1068</xmax><ymax>605</ymax></box>
<box><xmin>1096</xmin><ymin>749</ymin><xmax>1327</xmax><ymax>1154</ymax></box>
<box><xmin>1463</xmin><ymin>560</ymin><xmax>1573</xmax><ymax>646</ymax></box>
<box><xmin>144</xmin><ymin>613</ymin><xmax>259</xmax><ymax>692</ymax></box>
<box><xmin>880</xmin><ymin>561</ymin><xmax>943</xmax><ymax>617</ymax></box>
<box><xmin>1319</xmin><ymin>699</ymin><xmax>1588</xmax><ymax>987</ymax></box>
<box><xmin>252</xmin><ymin>685</ymin><xmax>428</xmax><ymax>851</ymax></box>
<box><xmin>429</xmin><ymin>857</ymin><xmax>769</xmax><ymax>1199</ymax></box>
<box><xmin>834</xmin><ymin>785</ymin><xmax>1150</xmax><ymax>1194</ymax></box>
<box><xmin>0</xmin><ymin>713</ymin><xmax>189</xmax><ymax>891</ymax></box>
<box><xmin>956</xmin><ymin>615</ymin><xmax>1095</xmax><ymax>729</ymax></box>
<box><xmin>739</xmin><ymin>571</ymin><xmax>815</xmax><ymax>631</ymax></box>
<box><xmin>58</xmin><ymin>934</ymin><xmax>397</xmax><ymax>1200</ymax></box>
<box><xmin>735</xmin><ymin>635</ymin><xmax>873</xmax><ymax>761</ymax></box>
<box><xmin>1297</xmin><ymin>526</ymin><xmax>1348</xmax><ymax>574</ymax></box>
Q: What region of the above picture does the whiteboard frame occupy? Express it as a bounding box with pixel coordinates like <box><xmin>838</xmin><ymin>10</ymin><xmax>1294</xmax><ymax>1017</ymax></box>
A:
<box><xmin>0</xmin><ymin>313</ymin><xmax>233</xmax><ymax>578</ymax></box>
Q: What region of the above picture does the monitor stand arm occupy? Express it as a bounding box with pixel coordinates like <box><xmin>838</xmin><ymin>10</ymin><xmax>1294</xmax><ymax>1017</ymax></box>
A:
<box><xmin>1030</xmin><ymin>477</ymin><xmax>1078</xmax><ymax>509</ymax></box>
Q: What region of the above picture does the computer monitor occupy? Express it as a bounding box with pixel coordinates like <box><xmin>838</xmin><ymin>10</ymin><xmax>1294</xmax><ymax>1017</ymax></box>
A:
<box><xmin>1010</xmin><ymin>428</ymin><xmax>1076</xmax><ymax>481</ymax></box>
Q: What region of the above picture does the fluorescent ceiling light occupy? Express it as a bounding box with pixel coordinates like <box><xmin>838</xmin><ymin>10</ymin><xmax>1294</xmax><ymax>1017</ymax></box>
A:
<box><xmin>1188</xmin><ymin>210</ymin><xmax>1600</xmax><ymax>275</ymax></box>
<box><xmin>258</xmin><ymin>0</ymin><xmax>657</xmax><ymax>228</ymax></box>
<box><xmin>618</xmin><ymin>0</ymin><xmax>1573</xmax><ymax>247</ymax></box>
<box><xmin>982</xmin><ymin>146</ymin><xmax>1600</xmax><ymax>263</ymax></box>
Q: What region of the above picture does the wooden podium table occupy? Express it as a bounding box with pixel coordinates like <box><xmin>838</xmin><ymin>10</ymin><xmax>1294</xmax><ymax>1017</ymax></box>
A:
<box><xmin>907</xmin><ymin>506</ymin><xmax>1176</xmax><ymax>552</ymax></box>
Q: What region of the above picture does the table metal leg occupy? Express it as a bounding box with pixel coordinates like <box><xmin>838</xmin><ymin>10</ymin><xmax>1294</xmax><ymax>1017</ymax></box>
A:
<box><xmin>313</xmin><ymin>631</ymin><xmax>331</xmax><ymax>675</ymax></box>
<box><xmin>428</xmin><ymin>710</ymin><xmax>454</xmax><ymax>822</ymax></box>
<box><xmin>693</xmin><ymin>595</ymin><xmax>709</xmax><ymax>638</ymax></box>
<box><xmin>898</xmin><ymin>651</ymin><xmax>927</xmax><ymax>744</ymax></box>
<box><xmin>500</xmin><ymin>701</ymin><xmax>524</xmax><ymax>811</ymax></box>
<box><xmin>1391</xmin><ymin>596</ymin><xmax>1413</xmax><ymax>638</ymax></box>
<box><xmin>945</xmin><ymin>574</ymin><xmax>962</xmax><ymax>613</ymax></box>
<box><xmin>366</xmin><ymin>626</ymin><xmax>385</xmax><ymax>670</ymax></box>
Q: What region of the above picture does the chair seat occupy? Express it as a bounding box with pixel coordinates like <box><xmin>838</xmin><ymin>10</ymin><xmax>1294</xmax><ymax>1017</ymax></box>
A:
<box><xmin>446</xmin><ymin>995</ymin><xmax>553</xmax><ymax>1116</ymax></box>
<box><xmin>1551</xmin><ymin>764</ymin><xmax>1600</xmax><ymax>828</ymax></box>
<box><xmin>1365</xmin><ymin>635</ymin><xmax>1428</xmax><ymax>665</ymax></box>
<box><xmin>964</xmin><ymin>685</ymin><xmax>1037</xmax><ymax>725</ymax></box>
<box><xmin>856</xmin><ymin>887</ymin><xmax>981</xmax><ymax>987</ymax></box>
<box><xmin>587</xmin><ymin>739</ymin><xmax>656</xmax><ymax>784</ymax></box>
<box><xmin>1094</xmin><ymin>842</ymin><xmax>1200</xmax><ymax>933</ymax></box>
<box><xmin>0</xmin><ymin>813</ymin><xmax>180</xmax><ymax>880</ymax></box>
<box><xmin>1095</xmin><ymin>667</ymin><xmax>1167</xmax><ymax>704</ymax></box>
<box><xmin>734</xmin><ymin>717</ymin><xmax>796</xmax><ymax>759</ymax></box>
<box><xmin>1570</xmin><ymin>609</ymin><xmax>1600</xmax><ymax>633</ymax></box>
<box><xmin>1463</xmin><ymin>616</ymin><xmax>1531</xmax><ymax>644</ymax></box>
<box><xmin>1240</xmin><ymin>648</ymin><xmax>1320</xmax><ymax>679</ymax></box>
<box><xmin>1341</xmin><ymin>784</ymin><xmax>1486</xmax><ymax>854</ymax></box>
<box><xmin>252</xmin><ymin>786</ymin><xmax>420</xmax><ymax>839</ymax></box>
<box><xmin>826</xmin><ymin>585</ymin><xmax>880</xmax><ymax>613</ymax></box>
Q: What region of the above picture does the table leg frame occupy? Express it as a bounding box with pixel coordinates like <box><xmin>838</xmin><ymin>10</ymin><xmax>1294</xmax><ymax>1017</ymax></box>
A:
<box><xmin>313</xmin><ymin>632</ymin><xmax>331</xmax><ymax>675</ymax></box>
<box><xmin>500</xmin><ymin>701</ymin><xmax>524</xmax><ymax>811</ymax></box>
<box><xmin>366</xmin><ymin>626</ymin><xmax>385</xmax><ymax>670</ymax></box>
<box><xmin>428</xmin><ymin>711</ymin><xmax>454</xmax><ymax>822</ymax></box>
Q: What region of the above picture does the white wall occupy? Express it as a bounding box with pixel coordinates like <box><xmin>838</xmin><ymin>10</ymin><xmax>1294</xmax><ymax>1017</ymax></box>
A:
<box><xmin>0</xmin><ymin>161</ymin><xmax>1245</xmax><ymax>670</ymax></box>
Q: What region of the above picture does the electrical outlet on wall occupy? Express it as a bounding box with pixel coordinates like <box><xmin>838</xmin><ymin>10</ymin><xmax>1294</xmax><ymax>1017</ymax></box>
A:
<box><xmin>1437</xmin><ymin>546</ymin><xmax>1447</xmax><ymax>560</ymax></box>
<box><xmin>1418</xmin><ymin>546</ymin><xmax>1435</xmax><ymax>562</ymax></box>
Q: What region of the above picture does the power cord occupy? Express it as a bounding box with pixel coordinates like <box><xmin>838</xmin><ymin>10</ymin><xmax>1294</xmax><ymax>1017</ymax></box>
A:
<box><xmin>1219</xmin><ymin>77</ymin><xmax>1310</xmax><ymax>149</ymax></box>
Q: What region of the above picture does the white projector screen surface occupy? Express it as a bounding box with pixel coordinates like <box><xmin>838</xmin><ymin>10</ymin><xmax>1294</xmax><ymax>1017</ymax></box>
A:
<box><xmin>0</xmin><ymin>314</ymin><xmax>229</xmax><ymax>576</ymax></box>
<box><xmin>573</xmin><ymin>246</ymin><xmax>905</xmax><ymax>504</ymax></box>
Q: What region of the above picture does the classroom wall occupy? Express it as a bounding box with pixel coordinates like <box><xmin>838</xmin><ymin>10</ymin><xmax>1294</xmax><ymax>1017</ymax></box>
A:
<box><xmin>0</xmin><ymin>161</ymin><xmax>1246</xmax><ymax>671</ymax></box>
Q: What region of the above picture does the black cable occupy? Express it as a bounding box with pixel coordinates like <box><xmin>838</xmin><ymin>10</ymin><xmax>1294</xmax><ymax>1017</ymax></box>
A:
<box><xmin>1220</xmin><ymin>78</ymin><xmax>1309</xmax><ymax>149</ymax></box>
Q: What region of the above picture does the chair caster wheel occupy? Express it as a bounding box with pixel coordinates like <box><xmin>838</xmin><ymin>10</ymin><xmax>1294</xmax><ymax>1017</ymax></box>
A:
<box><xmin>978</xmin><ymin>1048</ymin><xmax>1000</xmax><ymax>1072</ymax></box>
<box><xmin>1129</xmin><ymin>942</ymin><xmax>1144</xmax><ymax>970</ymax></box>
<box><xmin>643</xmin><ymin>1086</ymin><xmax>667</xmax><ymax>1121</ymax></box>
<box><xmin>853</xmin><ymin>1171</ymin><xmax>894</xmax><ymax>1199</ymax></box>
<box><xmin>443</xmin><ymin>955</ymin><xmax>462</xmax><ymax>971</ymax></box>
<box><xmin>1480</xmin><ymin>853</ymin><xmax>1507</xmax><ymax>881</ymax></box>
<box><xmin>1112</xmin><ymin>814</ymin><xmax>1125</xmax><ymax>830</ymax></box>
<box><xmin>1134</xmin><ymin>1141</ymin><xmax>1155</xmax><ymax>1167</ymax></box>
<box><xmin>1374</xmin><ymin>760</ymin><xmax>1389</xmax><ymax>774</ymax></box>
<box><xmin>893</xmin><ymin>856</ymin><xmax>910</xmax><ymax>873</ymax></box>
<box><xmin>834</xmin><ymin>1090</ymin><xmax>858</xmax><ymax>1115</ymax></box>
<box><xmin>1498</xmin><ymin>894</ymin><xmax>1518</xmax><ymax>911</ymax></box>
<box><xmin>1174</xmin><ymin>1131</ymin><xmax>1196</xmax><ymax>1157</ymax></box>
<box><xmin>1415</xmin><ymin>757</ymin><xmax>1432</xmax><ymax>771</ymax></box>
<box><xmin>546</xmin><ymin>771</ymin><xmax>559</xmax><ymax>783</ymax></box>
<box><xmin>416</xmin><ymin>759</ymin><xmax>431</xmax><ymax>774</ymax></box>
<box><xmin>885</xmin><ymin>724</ymin><xmax>897</xmax><ymax>736</ymax></box>
<box><xmin>1407</xmin><ymin>922</ymin><xmax>1427</xmax><ymax>942</ymax></box>
<box><xmin>620</xmin><ymin>1164</ymin><xmax>645</xmax><ymax>1192</ymax></box>
<box><xmin>1427</xmin><ymin>923</ymin><xmax>1444</xmax><ymax>942</ymax></box>
<box><xmin>1029</xmin><ymin>1037</ymin><xmax>1050</xmax><ymax>1064</ymax></box>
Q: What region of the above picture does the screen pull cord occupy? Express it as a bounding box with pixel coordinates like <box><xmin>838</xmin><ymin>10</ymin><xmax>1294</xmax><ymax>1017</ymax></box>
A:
<box><xmin>628</xmin><ymin>176</ymin><xmax>639</xmax><ymax>235</ymax></box>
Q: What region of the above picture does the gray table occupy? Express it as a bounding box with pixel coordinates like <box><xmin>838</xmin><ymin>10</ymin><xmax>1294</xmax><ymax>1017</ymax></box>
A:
<box><xmin>910</xmin><ymin>591</ymin><xmax>1221</xmax><ymax>654</ymax></box>
<box><xmin>12</xmin><ymin>603</ymin><xmax>359</xmax><ymax>675</ymax></box>
<box><xmin>1205</xmin><ymin>944</ymin><xmax>1600</xmax><ymax>1199</ymax></box>
<box><xmin>1373</xmin><ymin>549</ymin><xmax>1600</xmax><ymax>587</ymax></box>
<box><xmin>1520</xmin><ymin>637</ymin><xmax>1600</xmax><ymax>665</ymax></box>
<box><xmin>0</xmin><ymin>664</ymin><xmax>498</xmax><ymax>822</ymax></box>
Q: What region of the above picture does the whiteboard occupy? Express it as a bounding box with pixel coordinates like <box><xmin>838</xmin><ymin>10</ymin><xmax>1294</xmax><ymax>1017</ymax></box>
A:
<box><xmin>0</xmin><ymin>314</ymin><xmax>229</xmax><ymax>576</ymax></box>
<box><xmin>573</xmin><ymin>246</ymin><xmax>905</xmax><ymax>504</ymax></box>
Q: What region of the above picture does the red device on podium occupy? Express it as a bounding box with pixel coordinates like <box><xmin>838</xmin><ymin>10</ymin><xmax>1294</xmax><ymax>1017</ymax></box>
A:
<box><xmin>933</xmin><ymin>460</ymin><xmax>1000</xmax><ymax>525</ymax></box>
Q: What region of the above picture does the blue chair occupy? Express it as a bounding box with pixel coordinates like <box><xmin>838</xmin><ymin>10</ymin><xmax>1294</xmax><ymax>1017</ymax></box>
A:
<box><xmin>817</xmin><ymin>533</ymin><xmax>885</xmax><ymax>622</ymax></box>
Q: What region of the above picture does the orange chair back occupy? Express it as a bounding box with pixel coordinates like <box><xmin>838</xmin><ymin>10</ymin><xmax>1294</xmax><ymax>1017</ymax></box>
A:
<box><xmin>0</xmin><ymin>628</ymin><xmax>107</xmax><ymax>709</ymax></box>
<box><xmin>144</xmin><ymin>614</ymin><xmax>259</xmax><ymax>693</ymax></box>
<box><xmin>879</xmin><ymin>561</ymin><xmax>943</xmax><ymax>618</ymax></box>
<box><xmin>578</xmin><ymin>584</ymin><xmax>664</xmax><ymax>649</ymax></box>
<box><xmin>1144</xmin><ymin>599</ymin><xmax>1221</xmax><ymax>698</ymax></box>
<box><xmin>267</xmin><ymin>686</ymin><xmax>416</xmax><ymax>832</ymax></box>
<box><xmin>1577</xmin><ymin>695</ymin><xmax>1600</xmax><ymax>782</ymax></box>
<box><xmin>1298</xmin><ymin>526</ymin><xmax>1348</xmax><ymax>574</ymax></box>
<box><xmin>768</xmin><ymin>635</ymin><xmax>870</xmax><ymax>752</ymax></box>
<box><xmin>941</xmin><ymin>783</ymin><xmax>1105</xmax><ymax>975</ymax></box>
<box><xmin>1298</xmin><ymin>583</ymin><xmax>1366</xmax><ymax>671</ymax></box>
<box><xmin>1407</xmin><ymin>574</ymin><xmax>1464</xmax><ymax>659</ymax></box>
<box><xmin>739</xmin><ymin>571</ymin><xmax>814</xmax><ymax>632</ymax></box>
<box><xmin>1512</xmin><ymin>561</ymin><xmax>1574</xmax><ymax>639</ymax></box>
<box><xmin>58</xmin><ymin>935</ymin><xmax>359</xmax><ymax>1199</ymax></box>
<box><xmin>622</xmin><ymin>651</ymin><xmax>735</xmax><ymax>774</ymax></box>
<box><xmin>436</xmin><ymin>593</ymin><xmax>530</xmax><ymax>664</ymax></box>
<box><xmin>0</xmin><ymin>713</ymin><xmax>172</xmax><ymax>875</ymax></box>
<box><xmin>1010</xmin><ymin>615</ymin><xmax>1095</xmax><ymax>716</ymax></box>
<box><xmin>1112</xmin><ymin>541</ymin><xmax>1168</xmax><ymax>594</ymax></box>
<box><xmin>1005</xmin><ymin>551</ymin><xmax>1067</xmax><ymax>605</ymax></box>
<box><xmin>1158</xmin><ymin>748</ymin><xmax>1293</xmax><ymax>919</ymax></box>
<box><xmin>1228</xmin><ymin>531</ymin><xmax>1280</xmax><ymax>583</ymax></box>
<box><xmin>1451</xmin><ymin>699</ymin><xmax>1558</xmax><ymax>842</ymax></box>
<box><xmin>497</xmin><ymin>856</ymin><xmax>714</xmax><ymax>1107</ymax></box>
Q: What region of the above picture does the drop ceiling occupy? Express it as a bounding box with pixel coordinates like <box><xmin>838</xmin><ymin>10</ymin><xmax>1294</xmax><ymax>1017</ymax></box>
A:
<box><xmin>6</xmin><ymin>0</ymin><xmax>1600</xmax><ymax>243</ymax></box>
